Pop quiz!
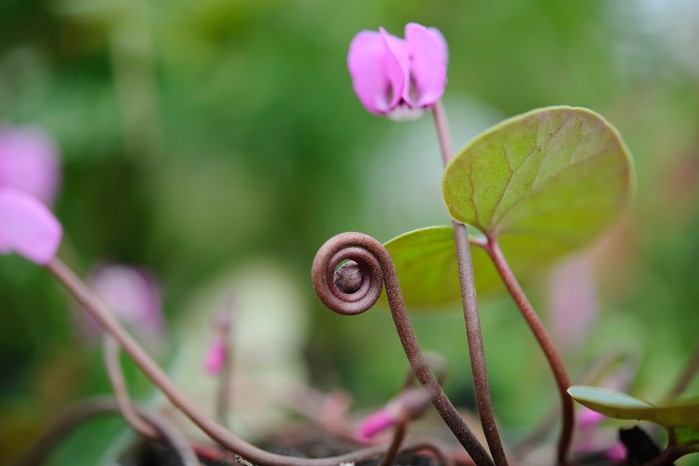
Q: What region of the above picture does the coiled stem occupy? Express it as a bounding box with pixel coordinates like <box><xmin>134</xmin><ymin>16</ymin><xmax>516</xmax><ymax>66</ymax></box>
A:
<box><xmin>312</xmin><ymin>232</ymin><xmax>494</xmax><ymax>466</ymax></box>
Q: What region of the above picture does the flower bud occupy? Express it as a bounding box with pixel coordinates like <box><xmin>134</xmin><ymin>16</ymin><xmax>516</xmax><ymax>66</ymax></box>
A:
<box><xmin>355</xmin><ymin>387</ymin><xmax>432</xmax><ymax>441</ymax></box>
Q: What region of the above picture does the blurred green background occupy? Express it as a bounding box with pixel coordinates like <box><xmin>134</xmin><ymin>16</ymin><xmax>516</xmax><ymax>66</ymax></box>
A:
<box><xmin>1</xmin><ymin>0</ymin><xmax>698</xmax><ymax>464</ymax></box>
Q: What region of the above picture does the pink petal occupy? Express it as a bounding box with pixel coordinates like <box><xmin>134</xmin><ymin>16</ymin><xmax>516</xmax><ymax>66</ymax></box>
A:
<box><xmin>579</xmin><ymin>407</ymin><xmax>606</xmax><ymax>428</ymax></box>
<box><xmin>205</xmin><ymin>340</ymin><xmax>228</xmax><ymax>374</ymax></box>
<box><xmin>347</xmin><ymin>30</ymin><xmax>405</xmax><ymax>114</ymax></box>
<box><xmin>0</xmin><ymin>127</ymin><xmax>61</xmax><ymax>206</ymax></box>
<box><xmin>606</xmin><ymin>442</ymin><xmax>627</xmax><ymax>462</ymax></box>
<box><xmin>90</xmin><ymin>264</ymin><xmax>164</xmax><ymax>340</ymax></box>
<box><xmin>379</xmin><ymin>28</ymin><xmax>410</xmax><ymax>107</ymax></box>
<box><xmin>550</xmin><ymin>255</ymin><xmax>598</xmax><ymax>352</ymax></box>
<box><xmin>0</xmin><ymin>188</ymin><xmax>62</xmax><ymax>265</ymax></box>
<box><xmin>355</xmin><ymin>409</ymin><xmax>396</xmax><ymax>441</ymax></box>
<box><xmin>405</xmin><ymin>23</ymin><xmax>448</xmax><ymax>107</ymax></box>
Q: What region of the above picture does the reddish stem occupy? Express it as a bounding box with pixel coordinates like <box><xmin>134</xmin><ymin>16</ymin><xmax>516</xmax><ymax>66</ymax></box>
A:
<box><xmin>103</xmin><ymin>335</ymin><xmax>159</xmax><ymax>438</ymax></box>
<box><xmin>667</xmin><ymin>342</ymin><xmax>699</xmax><ymax>400</ymax></box>
<box><xmin>433</xmin><ymin>102</ymin><xmax>509</xmax><ymax>466</ymax></box>
<box><xmin>379</xmin><ymin>422</ymin><xmax>407</xmax><ymax>466</ymax></box>
<box><xmin>482</xmin><ymin>237</ymin><xmax>574</xmax><ymax>465</ymax></box>
<box><xmin>46</xmin><ymin>258</ymin><xmax>400</xmax><ymax>466</ymax></box>
<box><xmin>312</xmin><ymin>232</ymin><xmax>494</xmax><ymax>466</ymax></box>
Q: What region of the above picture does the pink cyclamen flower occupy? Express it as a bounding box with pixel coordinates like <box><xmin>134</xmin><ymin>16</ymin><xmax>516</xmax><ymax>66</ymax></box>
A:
<box><xmin>0</xmin><ymin>126</ymin><xmax>61</xmax><ymax>206</ymax></box>
<box><xmin>205</xmin><ymin>340</ymin><xmax>228</xmax><ymax>374</ymax></box>
<box><xmin>348</xmin><ymin>23</ymin><xmax>448</xmax><ymax>120</ymax></box>
<box><xmin>0</xmin><ymin>188</ymin><xmax>62</xmax><ymax>265</ymax></box>
<box><xmin>89</xmin><ymin>264</ymin><xmax>164</xmax><ymax>345</ymax></box>
<box><xmin>355</xmin><ymin>388</ymin><xmax>431</xmax><ymax>442</ymax></box>
<box><xmin>204</xmin><ymin>310</ymin><xmax>233</xmax><ymax>375</ymax></box>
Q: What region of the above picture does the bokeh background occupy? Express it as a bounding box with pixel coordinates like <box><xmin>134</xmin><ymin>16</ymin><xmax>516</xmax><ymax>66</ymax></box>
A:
<box><xmin>1</xmin><ymin>0</ymin><xmax>698</xmax><ymax>464</ymax></box>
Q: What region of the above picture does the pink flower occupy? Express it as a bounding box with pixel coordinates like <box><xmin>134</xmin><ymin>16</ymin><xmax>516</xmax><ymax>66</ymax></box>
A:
<box><xmin>0</xmin><ymin>126</ymin><xmax>61</xmax><ymax>206</ymax></box>
<box><xmin>347</xmin><ymin>23</ymin><xmax>448</xmax><ymax>120</ymax></box>
<box><xmin>205</xmin><ymin>341</ymin><xmax>228</xmax><ymax>374</ymax></box>
<box><xmin>204</xmin><ymin>310</ymin><xmax>232</xmax><ymax>375</ymax></box>
<box><xmin>89</xmin><ymin>264</ymin><xmax>164</xmax><ymax>346</ymax></box>
<box><xmin>355</xmin><ymin>388</ymin><xmax>431</xmax><ymax>442</ymax></box>
<box><xmin>0</xmin><ymin>188</ymin><xmax>62</xmax><ymax>265</ymax></box>
<box><xmin>356</xmin><ymin>409</ymin><xmax>397</xmax><ymax>441</ymax></box>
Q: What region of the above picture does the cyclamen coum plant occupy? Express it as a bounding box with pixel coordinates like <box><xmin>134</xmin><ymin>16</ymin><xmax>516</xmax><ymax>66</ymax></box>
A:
<box><xmin>2</xmin><ymin>22</ymin><xmax>698</xmax><ymax>466</ymax></box>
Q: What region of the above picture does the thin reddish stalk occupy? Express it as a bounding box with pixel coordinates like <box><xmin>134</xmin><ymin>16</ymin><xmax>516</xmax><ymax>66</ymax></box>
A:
<box><xmin>312</xmin><ymin>232</ymin><xmax>494</xmax><ymax>466</ymax></box>
<box><xmin>379</xmin><ymin>423</ymin><xmax>407</xmax><ymax>466</ymax></box>
<box><xmin>216</xmin><ymin>302</ymin><xmax>235</xmax><ymax>428</ymax></box>
<box><xmin>103</xmin><ymin>335</ymin><xmax>159</xmax><ymax>438</ymax></box>
<box><xmin>483</xmin><ymin>238</ymin><xmax>574</xmax><ymax>465</ymax></box>
<box><xmin>46</xmin><ymin>258</ymin><xmax>398</xmax><ymax>466</ymax></box>
<box><xmin>667</xmin><ymin>342</ymin><xmax>699</xmax><ymax>400</ymax></box>
<box><xmin>433</xmin><ymin>102</ymin><xmax>509</xmax><ymax>466</ymax></box>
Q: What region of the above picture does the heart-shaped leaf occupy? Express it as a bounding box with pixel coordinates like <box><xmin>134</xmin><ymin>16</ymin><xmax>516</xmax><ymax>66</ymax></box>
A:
<box><xmin>568</xmin><ymin>386</ymin><xmax>699</xmax><ymax>427</ymax></box>
<box><xmin>383</xmin><ymin>107</ymin><xmax>634</xmax><ymax>310</ymax></box>
<box><xmin>382</xmin><ymin>226</ymin><xmax>561</xmax><ymax>309</ymax></box>
<box><xmin>382</xmin><ymin>226</ymin><xmax>491</xmax><ymax>308</ymax></box>
<box><xmin>443</xmin><ymin>106</ymin><xmax>633</xmax><ymax>253</ymax></box>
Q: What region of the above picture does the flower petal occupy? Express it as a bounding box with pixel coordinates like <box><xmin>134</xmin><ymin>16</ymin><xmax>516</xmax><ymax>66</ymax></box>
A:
<box><xmin>0</xmin><ymin>127</ymin><xmax>61</xmax><ymax>206</ymax></box>
<box><xmin>379</xmin><ymin>27</ymin><xmax>410</xmax><ymax>107</ymax></box>
<box><xmin>91</xmin><ymin>264</ymin><xmax>164</xmax><ymax>339</ymax></box>
<box><xmin>356</xmin><ymin>409</ymin><xmax>396</xmax><ymax>441</ymax></box>
<box><xmin>405</xmin><ymin>23</ymin><xmax>448</xmax><ymax>107</ymax></box>
<box><xmin>205</xmin><ymin>340</ymin><xmax>228</xmax><ymax>374</ymax></box>
<box><xmin>347</xmin><ymin>30</ymin><xmax>404</xmax><ymax>114</ymax></box>
<box><xmin>0</xmin><ymin>188</ymin><xmax>62</xmax><ymax>265</ymax></box>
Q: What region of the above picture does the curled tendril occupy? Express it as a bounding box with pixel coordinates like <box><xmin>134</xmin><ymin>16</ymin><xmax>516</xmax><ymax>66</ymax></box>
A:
<box><xmin>311</xmin><ymin>232</ymin><xmax>494</xmax><ymax>466</ymax></box>
<box><xmin>312</xmin><ymin>232</ymin><xmax>385</xmax><ymax>315</ymax></box>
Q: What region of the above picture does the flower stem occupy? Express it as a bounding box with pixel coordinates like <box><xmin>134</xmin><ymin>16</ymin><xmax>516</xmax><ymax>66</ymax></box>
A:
<box><xmin>667</xmin><ymin>342</ymin><xmax>699</xmax><ymax>400</ymax></box>
<box><xmin>433</xmin><ymin>102</ymin><xmax>509</xmax><ymax>466</ymax></box>
<box><xmin>312</xmin><ymin>232</ymin><xmax>494</xmax><ymax>466</ymax></box>
<box><xmin>379</xmin><ymin>422</ymin><xmax>407</xmax><ymax>466</ymax></box>
<box><xmin>45</xmin><ymin>258</ymin><xmax>409</xmax><ymax>466</ymax></box>
<box><xmin>103</xmin><ymin>335</ymin><xmax>159</xmax><ymax>438</ymax></box>
<box><xmin>482</xmin><ymin>237</ymin><xmax>574</xmax><ymax>465</ymax></box>
<box><xmin>216</xmin><ymin>300</ymin><xmax>236</xmax><ymax>428</ymax></box>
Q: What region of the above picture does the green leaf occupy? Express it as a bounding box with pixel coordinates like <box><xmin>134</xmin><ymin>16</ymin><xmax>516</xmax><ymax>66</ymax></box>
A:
<box><xmin>384</xmin><ymin>107</ymin><xmax>634</xmax><ymax>310</ymax></box>
<box><xmin>672</xmin><ymin>427</ymin><xmax>699</xmax><ymax>450</ymax></box>
<box><xmin>383</xmin><ymin>224</ymin><xmax>578</xmax><ymax>309</ymax></box>
<box><xmin>382</xmin><ymin>226</ymin><xmax>496</xmax><ymax>308</ymax></box>
<box><xmin>568</xmin><ymin>386</ymin><xmax>699</xmax><ymax>427</ymax></box>
<box><xmin>443</xmin><ymin>105</ymin><xmax>634</xmax><ymax>252</ymax></box>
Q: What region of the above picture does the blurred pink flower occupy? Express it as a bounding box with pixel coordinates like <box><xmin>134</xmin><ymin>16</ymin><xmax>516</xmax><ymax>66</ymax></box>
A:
<box><xmin>205</xmin><ymin>340</ymin><xmax>228</xmax><ymax>374</ymax></box>
<box><xmin>89</xmin><ymin>264</ymin><xmax>164</xmax><ymax>346</ymax></box>
<box><xmin>348</xmin><ymin>23</ymin><xmax>448</xmax><ymax>120</ymax></box>
<box><xmin>0</xmin><ymin>126</ymin><xmax>61</xmax><ymax>206</ymax></box>
<box><xmin>549</xmin><ymin>255</ymin><xmax>598</xmax><ymax>352</ymax></box>
<box><xmin>356</xmin><ymin>409</ymin><xmax>396</xmax><ymax>442</ymax></box>
<box><xmin>576</xmin><ymin>407</ymin><xmax>627</xmax><ymax>462</ymax></box>
<box><xmin>355</xmin><ymin>388</ymin><xmax>431</xmax><ymax>442</ymax></box>
<box><xmin>0</xmin><ymin>188</ymin><xmax>62</xmax><ymax>265</ymax></box>
<box><xmin>204</xmin><ymin>309</ymin><xmax>232</xmax><ymax>375</ymax></box>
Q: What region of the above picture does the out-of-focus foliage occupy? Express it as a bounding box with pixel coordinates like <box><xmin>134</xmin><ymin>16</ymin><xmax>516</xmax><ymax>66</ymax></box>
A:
<box><xmin>1</xmin><ymin>0</ymin><xmax>698</xmax><ymax>464</ymax></box>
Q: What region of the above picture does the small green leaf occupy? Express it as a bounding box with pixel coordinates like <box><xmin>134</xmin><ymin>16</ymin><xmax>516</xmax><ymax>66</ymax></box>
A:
<box><xmin>443</xmin><ymin>106</ymin><xmax>633</xmax><ymax>253</ymax></box>
<box><xmin>382</xmin><ymin>226</ymin><xmax>493</xmax><ymax>308</ymax></box>
<box><xmin>568</xmin><ymin>386</ymin><xmax>699</xmax><ymax>427</ymax></box>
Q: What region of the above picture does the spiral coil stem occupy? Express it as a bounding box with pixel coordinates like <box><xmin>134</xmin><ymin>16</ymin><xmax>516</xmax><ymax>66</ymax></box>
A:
<box><xmin>312</xmin><ymin>232</ymin><xmax>494</xmax><ymax>466</ymax></box>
